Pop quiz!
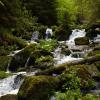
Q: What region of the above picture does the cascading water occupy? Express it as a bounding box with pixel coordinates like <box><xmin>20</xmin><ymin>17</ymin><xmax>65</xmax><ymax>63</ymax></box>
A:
<box><xmin>0</xmin><ymin>72</ymin><xmax>26</xmax><ymax>97</ymax></box>
<box><xmin>0</xmin><ymin>29</ymin><xmax>92</xmax><ymax>97</ymax></box>
<box><xmin>67</xmin><ymin>29</ymin><xmax>86</xmax><ymax>49</ymax></box>
<box><xmin>94</xmin><ymin>34</ymin><xmax>100</xmax><ymax>43</ymax></box>
<box><xmin>6</xmin><ymin>63</ymin><xmax>10</xmax><ymax>73</ymax></box>
<box><xmin>25</xmin><ymin>56</ymin><xmax>31</xmax><ymax>68</ymax></box>
<box><xmin>31</xmin><ymin>31</ymin><xmax>39</xmax><ymax>42</ymax></box>
<box><xmin>54</xmin><ymin>29</ymin><xmax>86</xmax><ymax>65</ymax></box>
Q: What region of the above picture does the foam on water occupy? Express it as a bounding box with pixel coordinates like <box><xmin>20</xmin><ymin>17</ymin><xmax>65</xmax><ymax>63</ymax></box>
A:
<box><xmin>0</xmin><ymin>75</ymin><xmax>18</xmax><ymax>97</ymax></box>
<box><xmin>54</xmin><ymin>29</ymin><xmax>86</xmax><ymax>64</ymax></box>
<box><xmin>0</xmin><ymin>72</ymin><xmax>26</xmax><ymax>97</ymax></box>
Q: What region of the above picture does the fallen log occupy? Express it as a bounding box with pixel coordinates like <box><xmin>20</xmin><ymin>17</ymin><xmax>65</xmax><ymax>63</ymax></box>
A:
<box><xmin>36</xmin><ymin>55</ymin><xmax>100</xmax><ymax>75</ymax></box>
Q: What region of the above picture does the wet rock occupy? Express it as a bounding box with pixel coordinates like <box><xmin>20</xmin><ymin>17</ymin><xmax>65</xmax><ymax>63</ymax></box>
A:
<box><xmin>75</xmin><ymin>37</ymin><xmax>89</xmax><ymax>45</ymax></box>
<box><xmin>9</xmin><ymin>44</ymin><xmax>37</xmax><ymax>71</ymax></box>
<box><xmin>18</xmin><ymin>76</ymin><xmax>60</xmax><ymax>100</ymax></box>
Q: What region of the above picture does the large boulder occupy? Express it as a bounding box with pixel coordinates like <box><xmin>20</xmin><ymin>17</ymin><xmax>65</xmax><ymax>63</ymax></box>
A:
<box><xmin>75</xmin><ymin>37</ymin><xmax>89</xmax><ymax>45</ymax></box>
<box><xmin>9</xmin><ymin>44</ymin><xmax>37</xmax><ymax>71</ymax></box>
<box><xmin>18</xmin><ymin>76</ymin><xmax>60</xmax><ymax>100</ymax></box>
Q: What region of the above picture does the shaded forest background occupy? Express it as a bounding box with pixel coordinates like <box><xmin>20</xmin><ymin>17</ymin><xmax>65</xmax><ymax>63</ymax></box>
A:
<box><xmin>0</xmin><ymin>0</ymin><xmax>100</xmax><ymax>39</ymax></box>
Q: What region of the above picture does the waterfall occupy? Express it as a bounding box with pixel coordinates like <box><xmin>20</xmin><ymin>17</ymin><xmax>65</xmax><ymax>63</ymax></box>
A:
<box><xmin>8</xmin><ymin>49</ymin><xmax>23</xmax><ymax>57</ymax></box>
<box><xmin>7</xmin><ymin>48</ymin><xmax>25</xmax><ymax>73</ymax></box>
<box><xmin>45</xmin><ymin>28</ymin><xmax>53</xmax><ymax>40</ymax></box>
<box><xmin>6</xmin><ymin>63</ymin><xmax>10</xmax><ymax>73</ymax></box>
<box><xmin>25</xmin><ymin>52</ymin><xmax>33</xmax><ymax>68</ymax></box>
<box><xmin>94</xmin><ymin>34</ymin><xmax>100</xmax><ymax>43</ymax></box>
<box><xmin>67</xmin><ymin>29</ymin><xmax>86</xmax><ymax>49</ymax></box>
<box><xmin>25</xmin><ymin>56</ymin><xmax>31</xmax><ymax>68</ymax></box>
<box><xmin>31</xmin><ymin>31</ymin><xmax>39</xmax><ymax>42</ymax></box>
<box><xmin>53</xmin><ymin>29</ymin><xmax>86</xmax><ymax>65</ymax></box>
<box><xmin>0</xmin><ymin>72</ymin><xmax>26</xmax><ymax>97</ymax></box>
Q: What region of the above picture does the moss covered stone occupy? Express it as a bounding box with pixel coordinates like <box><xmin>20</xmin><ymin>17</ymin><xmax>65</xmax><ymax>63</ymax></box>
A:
<box><xmin>9</xmin><ymin>42</ymin><xmax>54</xmax><ymax>71</ymax></box>
<box><xmin>18</xmin><ymin>76</ymin><xmax>60</xmax><ymax>100</ymax></box>
<box><xmin>0</xmin><ymin>56</ymin><xmax>12</xmax><ymax>71</ymax></box>
<box><xmin>75</xmin><ymin>37</ymin><xmax>89</xmax><ymax>45</ymax></box>
<box><xmin>9</xmin><ymin>44</ymin><xmax>37</xmax><ymax>71</ymax></box>
<box><xmin>0</xmin><ymin>71</ymin><xmax>12</xmax><ymax>79</ymax></box>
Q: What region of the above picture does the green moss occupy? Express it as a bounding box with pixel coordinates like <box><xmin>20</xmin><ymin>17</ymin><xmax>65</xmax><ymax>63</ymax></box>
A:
<box><xmin>39</xmin><ymin>39</ymin><xmax>57</xmax><ymax>52</ymax></box>
<box><xmin>75</xmin><ymin>37</ymin><xmax>89</xmax><ymax>45</ymax></box>
<box><xmin>35</xmin><ymin>55</ymin><xmax>53</xmax><ymax>68</ymax></box>
<box><xmin>0</xmin><ymin>56</ymin><xmax>12</xmax><ymax>71</ymax></box>
<box><xmin>0</xmin><ymin>71</ymin><xmax>12</xmax><ymax>79</ymax></box>
<box><xmin>55</xmin><ymin>91</ymin><xmax>100</xmax><ymax>100</ymax></box>
<box><xmin>0</xmin><ymin>94</ymin><xmax>17</xmax><ymax>100</ymax></box>
<box><xmin>87</xmin><ymin>45</ymin><xmax>100</xmax><ymax>57</ymax></box>
<box><xmin>82</xmin><ymin>93</ymin><xmax>100</xmax><ymax>100</ymax></box>
<box><xmin>55</xmin><ymin>89</ymin><xmax>82</xmax><ymax>100</ymax></box>
<box><xmin>18</xmin><ymin>76</ymin><xmax>60</xmax><ymax>100</ymax></box>
<box><xmin>0</xmin><ymin>31</ymin><xmax>27</xmax><ymax>50</ymax></box>
<box><xmin>9</xmin><ymin>44</ymin><xmax>37</xmax><ymax>71</ymax></box>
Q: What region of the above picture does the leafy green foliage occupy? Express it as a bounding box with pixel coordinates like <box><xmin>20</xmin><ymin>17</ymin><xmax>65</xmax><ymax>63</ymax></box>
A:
<box><xmin>39</xmin><ymin>39</ymin><xmax>57</xmax><ymax>52</ymax></box>
<box><xmin>35</xmin><ymin>56</ymin><xmax>53</xmax><ymax>65</ymax></box>
<box><xmin>56</xmin><ymin>0</ymin><xmax>77</xmax><ymax>26</ymax></box>
<box><xmin>55</xmin><ymin>89</ymin><xmax>81</xmax><ymax>100</ymax></box>
<box><xmin>55</xmin><ymin>91</ymin><xmax>100</xmax><ymax>100</ymax></box>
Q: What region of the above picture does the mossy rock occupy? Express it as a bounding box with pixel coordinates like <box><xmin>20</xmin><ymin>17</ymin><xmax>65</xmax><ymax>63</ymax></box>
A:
<box><xmin>0</xmin><ymin>94</ymin><xmax>17</xmax><ymax>100</ymax></box>
<box><xmin>34</xmin><ymin>56</ymin><xmax>54</xmax><ymax>69</ymax></box>
<box><xmin>0</xmin><ymin>31</ymin><xmax>27</xmax><ymax>51</ymax></box>
<box><xmin>75</xmin><ymin>37</ymin><xmax>89</xmax><ymax>45</ymax></box>
<box><xmin>82</xmin><ymin>93</ymin><xmax>100</xmax><ymax>100</ymax></box>
<box><xmin>0</xmin><ymin>56</ymin><xmax>12</xmax><ymax>71</ymax></box>
<box><xmin>9</xmin><ymin>44</ymin><xmax>37</xmax><ymax>71</ymax></box>
<box><xmin>18</xmin><ymin>76</ymin><xmax>60</xmax><ymax>100</ymax></box>
<box><xmin>39</xmin><ymin>39</ymin><xmax>58</xmax><ymax>52</ymax></box>
<box><xmin>9</xmin><ymin>42</ymin><xmax>55</xmax><ymax>71</ymax></box>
